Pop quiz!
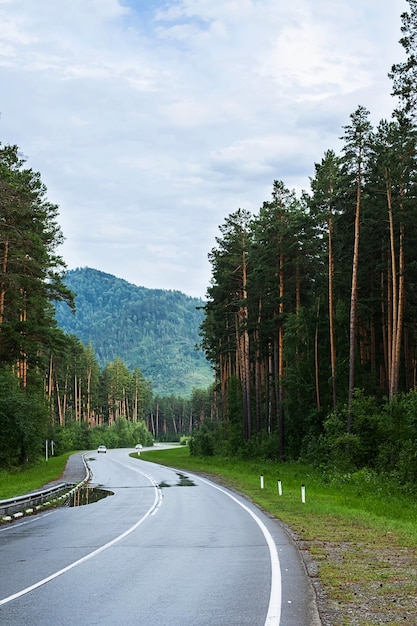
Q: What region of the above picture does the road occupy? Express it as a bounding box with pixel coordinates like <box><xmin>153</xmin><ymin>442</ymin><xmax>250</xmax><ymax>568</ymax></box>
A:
<box><xmin>0</xmin><ymin>448</ymin><xmax>320</xmax><ymax>625</ymax></box>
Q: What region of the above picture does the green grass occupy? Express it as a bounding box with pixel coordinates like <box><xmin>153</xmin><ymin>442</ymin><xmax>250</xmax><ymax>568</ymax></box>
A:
<box><xmin>137</xmin><ymin>447</ymin><xmax>417</xmax><ymax>625</ymax></box>
<box><xmin>138</xmin><ymin>447</ymin><xmax>417</xmax><ymax>539</ymax></box>
<box><xmin>0</xmin><ymin>452</ymin><xmax>74</xmax><ymax>499</ymax></box>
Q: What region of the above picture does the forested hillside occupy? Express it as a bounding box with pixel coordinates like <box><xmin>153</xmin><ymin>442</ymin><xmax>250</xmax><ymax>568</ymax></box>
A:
<box><xmin>196</xmin><ymin>3</ymin><xmax>417</xmax><ymax>481</ymax></box>
<box><xmin>54</xmin><ymin>267</ymin><xmax>213</xmax><ymax>397</ymax></box>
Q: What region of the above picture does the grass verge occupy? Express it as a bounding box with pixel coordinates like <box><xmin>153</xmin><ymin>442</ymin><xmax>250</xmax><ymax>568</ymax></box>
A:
<box><xmin>0</xmin><ymin>452</ymin><xmax>74</xmax><ymax>499</ymax></box>
<box><xmin>138</xmin><ymin>446</ymin><xmax>417</xmax><ymax>626</ymax></box>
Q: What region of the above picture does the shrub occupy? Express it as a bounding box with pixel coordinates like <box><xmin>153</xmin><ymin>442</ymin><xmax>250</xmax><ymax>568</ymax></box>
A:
<box><xmin>189</xmin><ymin>422</ymin><xmax>221</xmax><ymax>457</ymax></box>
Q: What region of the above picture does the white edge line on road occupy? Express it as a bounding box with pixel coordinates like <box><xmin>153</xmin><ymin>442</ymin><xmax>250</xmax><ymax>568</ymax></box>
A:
<box><xmin>0</xmin><ymin>468</ymin><xmax>160</xmax><ymax>607</ymax></box>
<box><xmin>197</xmin><ymin>475</ymin><xmax>282</xmax><ymax>626</ymax></box>
<box><xmin>0</xmin><ymin>511</ymin><xmax>54</xmax><ymax>533</ymax></box>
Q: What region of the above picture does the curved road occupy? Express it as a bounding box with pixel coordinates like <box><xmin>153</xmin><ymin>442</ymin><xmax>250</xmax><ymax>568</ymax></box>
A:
<box><xmin>0</xmin><ymin>449</ymin><xmax>320</xmax><ymax>625</ymax></box>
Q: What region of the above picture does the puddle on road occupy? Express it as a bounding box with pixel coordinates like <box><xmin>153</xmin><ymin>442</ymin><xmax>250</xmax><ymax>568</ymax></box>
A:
<box><xmin>68</xmin><ymin>486</ymin><xmax>114</xmax><ymax>507</ymax></box>
<box><xmin>158</xmin><ymin>473</ymin><xmax>196</xmax><ymax>488</ymax></box>
<box><xmin>68</xmin><ymin>473</ymin><xmax>195</xmax><ymax>504</ymax></box>
<box><xmin>177</xmin><ymin>473</ymin><xmax>195</xmax><ymax>486</ymax></box>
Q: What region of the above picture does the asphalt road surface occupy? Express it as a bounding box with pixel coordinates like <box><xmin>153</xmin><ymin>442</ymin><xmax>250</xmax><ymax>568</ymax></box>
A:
<box><xmin>0</xmin><ymin>448</ymin><xmax>320</xmax><ymax>625</ymax></box>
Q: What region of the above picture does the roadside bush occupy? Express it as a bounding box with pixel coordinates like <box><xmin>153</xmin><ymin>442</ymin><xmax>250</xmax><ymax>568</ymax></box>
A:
<box><xmin>63</xmin><ymin>420</ymin><xmax>92</xmax><ymax>450</ymax></box>
<box><xmin>88</xmin><ymin>419</ymin><xmax>153</xmax><ymax>450</ymax></box>
<box><xmin>50</xmin><ymin>418</ymin><xmax>154</xmax><ymax>453</ymax></box>
<box><xmin>395</xmin><ymin>440</ymin><xmax>417</xmax><ymax>487</ymax></box>
<box><xmin>239</xmin><ymin>432</ymin><xmax>281</xmax><ymax>461</ymax></box>
<box><xmin>321</xmin><ymin>408</ymin><xmax>358</xmax><ymax>471</ymax></box>
<box><xmin>321</xmin><ymin>391</ymin><xmax>391</xmax><ymax>471</ymax></box>
<box><xmin>189</xmin><ymin>422</ymin><xmax>220</xmax><ymax>457</ymax></box>
<box><xmin>48</xmin><ymin>424</ymin><xmax>76</xmax><ymax>455</ymax></box>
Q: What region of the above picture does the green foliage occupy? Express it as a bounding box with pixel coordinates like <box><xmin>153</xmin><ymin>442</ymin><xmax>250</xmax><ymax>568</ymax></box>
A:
<box><xmin>149</xmin><ymin>386</ymin><xmax>217</xmax><ymax>442</ymax></box>
<box><xmin>226</xmin><ymin>374</ymin><xmax>243</xmax><ymax>424</ymax></box>
<box><xmin>308</xmin><ymin>390</ymin><xmax>417</xmax><ymax>488</ymax></box>
<box><xmin>4</xmin><ymin>3</ymin><xmax>417</xmax><ymax>486</ymax></box>
<box><xmin>0</xmin><ymin>143</ymin><xmax>74</xmax><ymax>370</ymax></box>
<box><xmin>117</xmin><ymin>418</ymin><xmax>153</xmax><ymax>447</ymax></box>
<box><xmin>390</xmin><ymin>0</ymin><xmax>417</xmax><ymax>120</ymax></box>
<box><xmin>187</xmin><ymin>384</ymin><xmax>417</xmax><ymax>491</ymax></box>
<box><xmin>54</xmin><ymin>268</ymin><xmax>213</xmax><ymax>397</ymax></box>
<box><xmin>199</xmin><ymin>61</ymin><xmax>417</xmax><ymax>473</ymax></box>
<box><xmin>189</xmin><ymin>421</ymin><xmax>221</xmax><ymax>457</ymax></box>
<box><xmin>52</xmin><ymin>418</ymin><xmax>154</xmax><ymax>453</ymax></box>
<box><xmin>241</xmin><ymin>431</ymin><xmax>281</xmax><ymax>461</ymax></box>
<box><xmin>395</xmin><ymin>440</ymin><xmax>417</xmax><ymax>486</ymax></box>
<box><xmin>60</xmin><ymin>420</ymin><xmax>92</xmax><ymax>451</ymax></box>
<box><xmin>189</xmin><ymin>418</ymin><xmax>249</xmax><ymax>458</ymax></box>
<box><xmin>0</xmin><ymin>367</ymin><xmax>48</xmax><ymax>467</ymax></box>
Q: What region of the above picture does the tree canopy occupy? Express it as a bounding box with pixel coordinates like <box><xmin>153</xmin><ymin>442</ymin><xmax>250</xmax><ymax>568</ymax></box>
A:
<box><xmin>198</xmin><ymin>1</ymin><xmax>417</xmax><ymax>476</ymax></box>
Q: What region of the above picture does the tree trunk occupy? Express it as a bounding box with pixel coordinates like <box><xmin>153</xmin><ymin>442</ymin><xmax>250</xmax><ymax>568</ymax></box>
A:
<box><xmin>328</xmin><ymin>213</ymin><xmax>337</xmax><ymax>408</ymax></box>
<box><xmin>386</xmin><ymin>171</ymin><xmax>398</xmax><ymax>399</ymax></box>
<box><xmin>315</xmin><ymin>297</ymin><xmax>321</xmax><ymax>411</ymax></box>
<box><xmin>347</xmin><ymin>160</ymin><xmax>362</xmax><ymax>430</ymax></box>
<box><xmin>241</xmin><ymin>249</ymin><xmax>251</xmax><ymax>440</ymax></box>
<box><xmin>278</xmin><ymin>252</ymin><xmax>285</xmax><ymax>460</ymax></box>
<box><xmin>0</xmin><ymin>237</ymin><xmax>8</xmax><ymax>325</ymax></box>
<box><xmin>393</xmin><ymin>221</ymin><xmax>405</xmax><ymax>396</ymax></box>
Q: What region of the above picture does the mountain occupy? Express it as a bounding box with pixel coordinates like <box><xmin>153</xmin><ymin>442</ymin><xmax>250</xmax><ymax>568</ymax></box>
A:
<box><xmin>54</xmin><ymin>267</ymin><xmax>213</xmax><ymax>397</ymax></box>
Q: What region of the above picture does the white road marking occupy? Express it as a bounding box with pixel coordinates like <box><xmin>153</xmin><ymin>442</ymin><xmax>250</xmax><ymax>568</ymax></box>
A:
<box><xmin>151</xmin><ymin>489</ymin><xmax>163</xmax><ymax>515</ymax></box>
<box><xmin>2</xmin><ymin>455</ymin><xmax>281</xmax><ymax>624</ymax></box>
<box><xmin>0</xmin><ymin>468</ymin><xmax>159</xmax><ymax>607</ymax></box>
<box><xmin>197</xmin><ymin>475</ymin><xmax>282</xmax><ymax>626</ymax></box>
<box><xmin>0</xmin><ymin>511</ymin><xmax>54</xmax><ymax>533</ymax></box>
<box><xmin>110</xmin><ymin>458</ymin><xmax>163</xmax><ymax>516</ymax></box>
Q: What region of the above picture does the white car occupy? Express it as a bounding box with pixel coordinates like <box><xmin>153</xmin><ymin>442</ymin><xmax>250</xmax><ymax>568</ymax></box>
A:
<box><xmin>135</xmin><ymin>444</ymin><xmax>143</xmax><ymax>450</ymax></box>
<box><xmin>97</xmin><ymin>445</ymin><xmax>107</xmax><ymax>453</ymax></box>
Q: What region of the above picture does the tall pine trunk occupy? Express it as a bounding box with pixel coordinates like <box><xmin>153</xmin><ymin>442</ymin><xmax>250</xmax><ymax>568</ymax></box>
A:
<box><xmin>347</xmin><ymin>161</ymin><xmax>362</xmax><ymax>430</ymax></box>
<box><xmin>328</xmin><ymin>212</ymin><xmax>337</xmax><ymax>408</ymax></box>
<box><xmin>0</xmin><ymin>237</ymin><xmax>8</xmax><ymax>325</ymax></box>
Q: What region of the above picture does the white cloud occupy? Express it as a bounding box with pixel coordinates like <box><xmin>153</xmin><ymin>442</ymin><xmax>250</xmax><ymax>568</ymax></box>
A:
<box><xmin>0</xmin><ymin>0</ymin><xmax>409</xmax><ymax>297</ymax></box>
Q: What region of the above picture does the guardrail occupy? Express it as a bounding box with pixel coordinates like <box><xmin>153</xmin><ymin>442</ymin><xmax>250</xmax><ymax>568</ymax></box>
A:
<box><xmin>0</xmin><ymin>453</ymin><xmax>91</xmax><ymax>520</ymax></box>
<box><xmin>0</xmin><ymin>483</ymin><xmax>70</xmax><ymax>517</ymax></box>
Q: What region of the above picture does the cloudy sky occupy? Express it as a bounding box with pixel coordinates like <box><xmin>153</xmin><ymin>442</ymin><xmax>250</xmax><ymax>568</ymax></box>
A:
<box><xmin>0</xmin><ymin>0</ymin><xmax>408</xmax><ymax>298</ymax></box>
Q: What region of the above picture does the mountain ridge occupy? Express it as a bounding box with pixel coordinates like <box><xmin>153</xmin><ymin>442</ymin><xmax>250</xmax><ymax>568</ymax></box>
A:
<box><xmin>54</xmin><ymin>267</ymin><xmax>213</xmax><ymax>397</ymax></box>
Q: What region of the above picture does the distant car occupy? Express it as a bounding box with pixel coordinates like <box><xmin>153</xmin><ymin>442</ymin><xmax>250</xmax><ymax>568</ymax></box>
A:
<box><xmin>97</xmin><ymin>445</ymin><xmax>107</xmax><ymax>453</ymax></box>
<box><xmin>135</xmin><ymin>444</ymin><xmax>143</xmax><ymax>450</ymax></box>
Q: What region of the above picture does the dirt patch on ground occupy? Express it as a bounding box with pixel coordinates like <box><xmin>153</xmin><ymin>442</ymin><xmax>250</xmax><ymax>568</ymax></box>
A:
<box><xmin>286</xmin><ymin>522</ymin><xmax>417</xmax><ymax>625</ymax></box>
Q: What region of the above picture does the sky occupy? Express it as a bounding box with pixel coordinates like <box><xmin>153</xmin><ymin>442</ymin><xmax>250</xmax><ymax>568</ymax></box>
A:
<box><xmin>0</xmin><ymin>0</ymin><xmax>409</xmax><ymax>298</ymax></box>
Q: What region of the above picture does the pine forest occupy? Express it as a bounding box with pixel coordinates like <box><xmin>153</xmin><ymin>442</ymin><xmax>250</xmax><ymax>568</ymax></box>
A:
<box><xmin>1</xmin><ymin>2</ymin><xmax>417</xmax><ymax>487</ymax></box>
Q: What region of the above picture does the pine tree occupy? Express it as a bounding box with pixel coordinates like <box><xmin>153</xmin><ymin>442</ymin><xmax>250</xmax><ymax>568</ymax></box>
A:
<box><xmin>339</xmin><ymin>107</ymin><xmax>373</xmax><ymax>429</ymax></box>
<box><xmin>201</xmin><ymin>208</ymin><xmax>253</xmax><ymax>441</ymax></box>
<box><xmin>309</xmin><ymin>150</ymin><xmax>343</xmax><ymax>409</ymax></box>
<box><xmin>0</xmin><ymin>144</ymin><xmax>73</xmax><ymax>380</ymax></box>
<box><xmin>390</xmin><ymin>0</ymin><xmax>417</xmax><ymax>122</ymax></box>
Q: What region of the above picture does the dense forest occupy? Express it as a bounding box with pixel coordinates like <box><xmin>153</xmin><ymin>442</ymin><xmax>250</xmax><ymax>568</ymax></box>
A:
<box><xmin>55</xmin><ymin>267</ymin><xmax>213</xmax><ymax>397</ymax></box>
<box><xmin>0</xmin><ymin>148</ymin><xmax>213</xmax><ymax>468</ymax></box>
<box><xmin>193</xmin><ymin>1</ymin><xmax>417</xmax><ymax>484</ymax></box>
<box><xmin>2</xmin><ymin>1</ymin><xmax>417</xmax><ymax>484</ymax></box>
